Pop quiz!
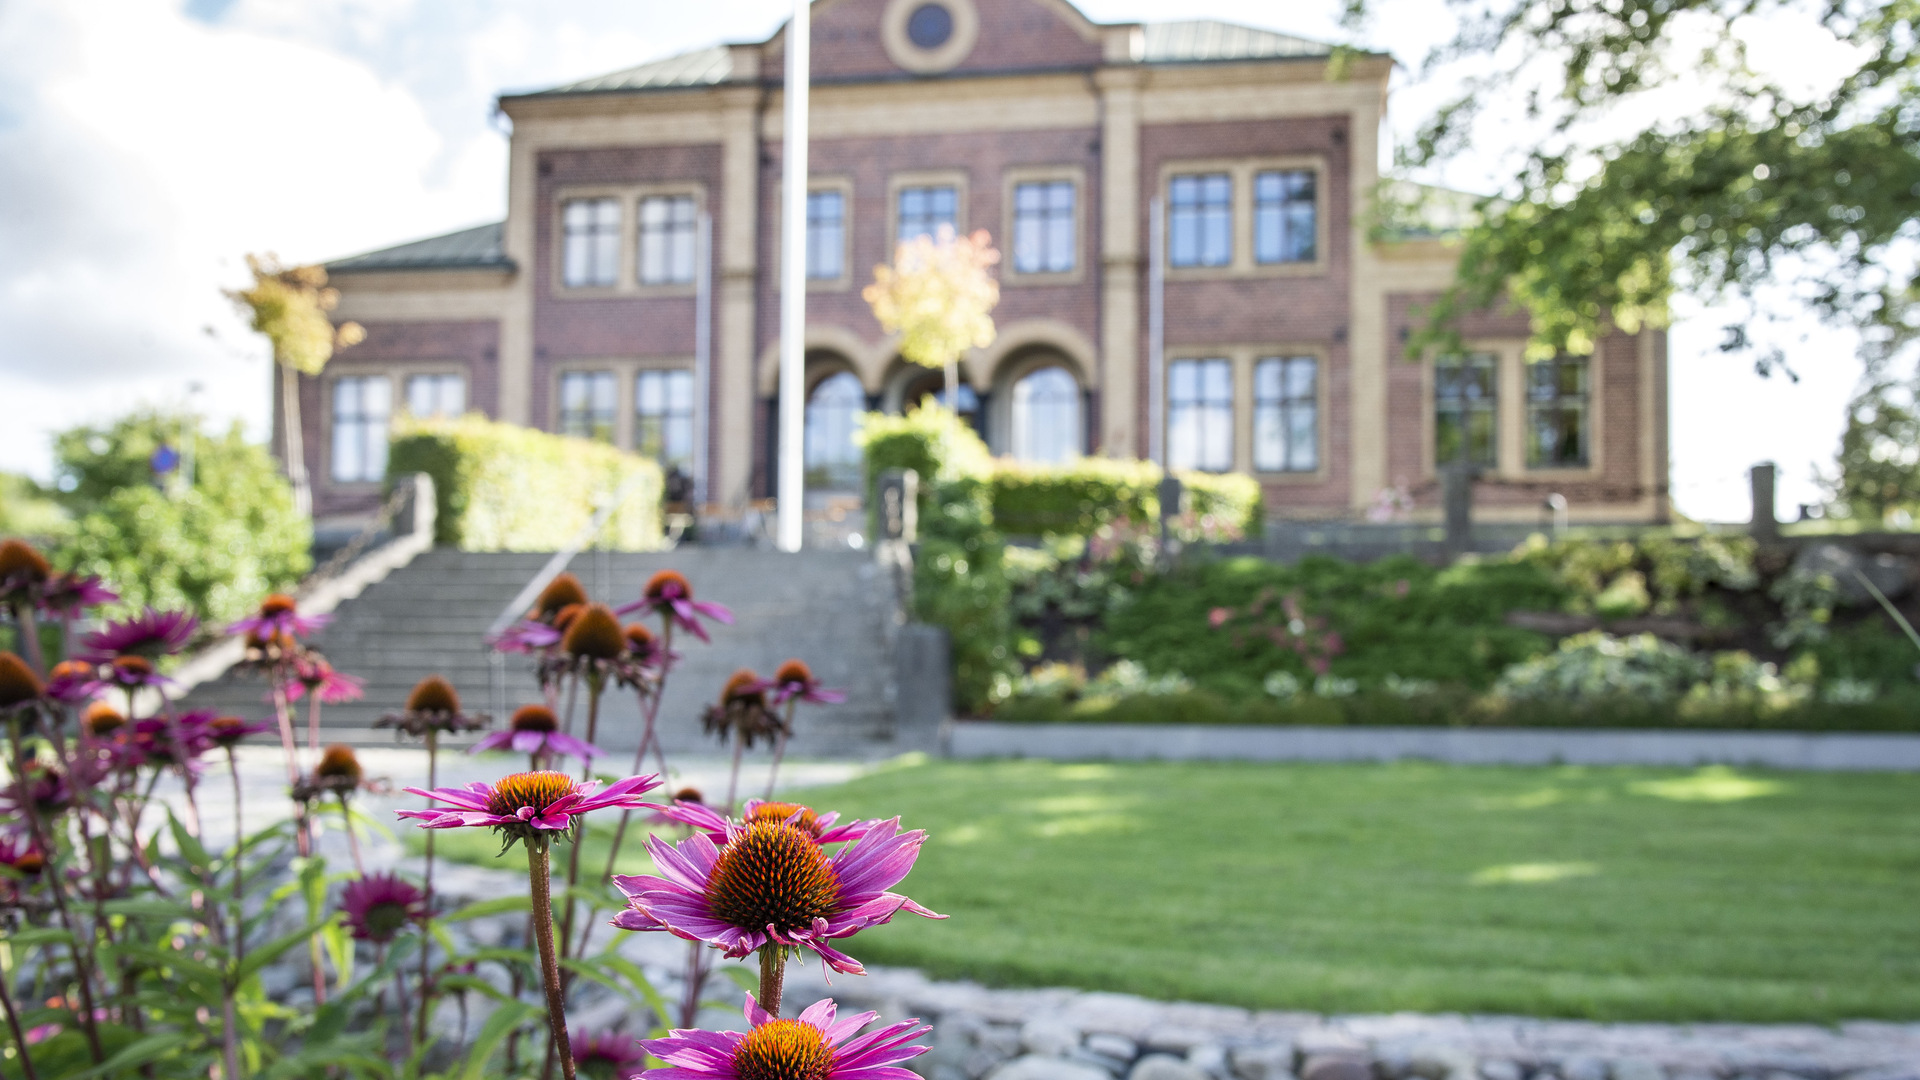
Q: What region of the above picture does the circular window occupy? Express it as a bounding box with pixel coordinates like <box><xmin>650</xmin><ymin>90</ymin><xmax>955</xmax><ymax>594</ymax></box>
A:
<box><xmin>906</xmin><ymin>3</ymin><xmax>954</xmax><ymax>49</ymax></box>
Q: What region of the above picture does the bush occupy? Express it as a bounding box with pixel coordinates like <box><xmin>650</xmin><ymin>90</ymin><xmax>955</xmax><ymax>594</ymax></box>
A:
<box><xmin>1494</xmin><ymin>631</ymin><xmax>1708</xmax><ymax>701</ymax></box>
<box><xmin>914</xmin><ymin>477</ymin><xmax>1014</xmax><ymax>714</ymax></box>
<box><xmin>388</xmin><ymin>414</ymin><xmax>662</xmax><ymax>551</ymax></box>
<box><xmin>990</xmin><ymin>458</ymin><xmax>1260</xmax><ymax>542</ymax></box>
<box><xmin>0</xmin><ymin>471</ymin><xmax>71</xmax><ymax>541</ymax></box>
<box><xmin>52</xmin><ymin>411</ymin><xmax>310</xmax><ymax>629</ymax></box>
<box><xmin>1101</xmin><ymin>554</ymin><xmax>1568</xmax><ymax>697</ymax></box>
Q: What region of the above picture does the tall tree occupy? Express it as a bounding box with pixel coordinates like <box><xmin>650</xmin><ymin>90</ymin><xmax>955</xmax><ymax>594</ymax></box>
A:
<box><xmin>228</xmin><ymin>255</ymin><xmax>364</xmax><ymax>517</ymax></box>
<box><xmin>863</xmin><ymin>227</ymin><xmax>1001</xmax><ymax>407</ymax></box>
<box><xmin>1377</xmin><ymin>0</ymin><xmax>1918</xmax><ymax>375</ymax></box>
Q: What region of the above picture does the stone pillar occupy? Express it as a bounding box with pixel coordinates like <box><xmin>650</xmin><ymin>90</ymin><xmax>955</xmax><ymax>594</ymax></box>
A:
<box><xmin>1442</xmin><ymin>463</ymin><xmax>1475</xmax><ymax>552</ymax></box>
<box><xmin>1096</xmin><ymin>69</ymin><xmax>1145</xmax><ymax>459</ymax></box>
<box><xmin>1750</xmin><ymin>462</ymin><xmax>1779</xmax><ymax>540</ymax></box>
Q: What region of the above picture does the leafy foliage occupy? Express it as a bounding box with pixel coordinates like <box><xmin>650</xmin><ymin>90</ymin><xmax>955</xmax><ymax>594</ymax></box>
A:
<box><xmin>387</xmin><ymin>413</ymin><xmax>662</xmax><ymax>551</ymax></box>
<box><xmin>1830</xmin><ymin>378</ymin><xmax>1920</xmax><ymax>521</ymax></box>
<box><xmin>226</xmin><ymin>255</ymin><xmax>363</xmax><ymax>377</ymax></box>
<box><xmin>0</xmin><ymin>472</ymin><xmax>70</xmax><ymax>540</ymax></box>
<box><xmin>1386</xmin><ymin>0</ymin><xmax>1920</xmax><ymax>370</ymax></box>
<box><xmin>861</xmin><ymin>229</ymin><xmax>1001</xmax><ymax>372</ymax></box>
<box><xmin>52</xmin><ymin>410</ymin><xmax>310</xmax><ymax>627</ymax></box>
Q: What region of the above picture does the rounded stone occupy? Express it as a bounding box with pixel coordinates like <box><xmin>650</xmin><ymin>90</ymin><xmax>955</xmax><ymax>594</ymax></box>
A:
<box><xmin>1229</xmin><ymin>1044</ymin><xmax>1297</xmax><ymax>1080</ymax></box>
<box><xmin>1302</xmin><ymin>1057</ymin><xmax>1375</xmax><ymax>1080</ymax></box>
<box><xmin>1022</xmin><ymin>1018</ymin><xmax>1083</xmax><ymax>1058</ymax></box>
<box><xmin>986</xmin><ymin>1054</ymin><xmax>1117</xmax><ymax>1080</ymax></box>
<box><xmin>1131</xmin><ymin>1053</ymin><xmax>1214</xmax><ymax>1080</ymax></box>
<box><xmin>1088</xmin><ymin>1034</ymin><xmax>1140</xmax><ymax>1063</ymax></box>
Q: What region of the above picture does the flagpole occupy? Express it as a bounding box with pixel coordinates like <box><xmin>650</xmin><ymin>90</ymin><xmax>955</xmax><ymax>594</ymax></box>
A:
<box><xmin>776</xmin><ymin>0</ymin><xmax>810</xmax><ymax>552</ymax></box>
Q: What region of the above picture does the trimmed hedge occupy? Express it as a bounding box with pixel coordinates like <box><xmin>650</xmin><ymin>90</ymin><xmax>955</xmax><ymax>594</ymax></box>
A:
<box><xmin>994</xmin><ymin>686</ymin><xmax>1920</xmax><ymax>732</ymax></box>
<box><xmin>388</xmin><ymin>414</ymin><xmax>662</xmax><ymax>551</ymax></box>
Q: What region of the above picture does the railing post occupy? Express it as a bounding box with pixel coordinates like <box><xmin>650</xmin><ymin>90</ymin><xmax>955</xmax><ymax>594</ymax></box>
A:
<box><xmin>1750</xmin><ymin>462</ymin><xmax>1779</xmax><ymax>541</ymax></box>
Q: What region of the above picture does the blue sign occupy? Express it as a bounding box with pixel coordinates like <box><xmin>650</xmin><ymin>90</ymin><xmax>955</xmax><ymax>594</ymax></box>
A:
<box><xmin>151</xmin><ymin>445</ymin><xmax>180</xmax><ymax>476</ymax></box>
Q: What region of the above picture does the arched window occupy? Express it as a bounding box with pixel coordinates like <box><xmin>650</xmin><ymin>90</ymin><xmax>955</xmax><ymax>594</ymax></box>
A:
<box><xmin>1010</xmin><ymin>367</ymin><xmax>1081</xmax><ymax>463</ymax></box>
<box><xmin>901</xmin><ymin>368</ymin><xmax>979</xmax><ymax>427</ymax></box>
<box><xmin>804</xmin><ymin>371</ymin><xmax>866</xmax><ymax>490</ymax></box>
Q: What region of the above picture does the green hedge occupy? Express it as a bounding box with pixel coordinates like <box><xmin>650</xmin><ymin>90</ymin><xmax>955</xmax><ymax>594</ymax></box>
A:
<box><xmin>994</xmin><ymin>686</ymin><xmax>1920</xmax><ymax>732</ymax></box>
<box><xmin>388</xmin><ymin>414</ymin><xmax>662</xmax><ymax>551</ymax></box>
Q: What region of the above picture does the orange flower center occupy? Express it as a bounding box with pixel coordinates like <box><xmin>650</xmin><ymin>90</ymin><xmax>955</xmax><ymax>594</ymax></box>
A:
<box><xmin>644</xmin><ymin>569</ymin><xmax>691</xmax><ymax>602</ymax></box>
<box><xmin>732</xmin><ymin>1019</ymin><xmax>834</xmax><ymax>1080</ymax></box>
<box><xmin>774</xmin><ymin>659</ymin><xmax>813</xmax><ymax>686</ymax></box>
<box><xmin>532</xmin><ymin>573</ymin><xmax>588</xmax><ymax>619</ymax></box>
<box><xmin>562</xmin><ymin>604</ymin><xmax>625</xmax><ymax>660</ymax></box>
<box><xmin>111</xmin><ymin>656</ymin><xmax>154</xmax><ymax>678</ymax></box>
<box><xmin>316</xmin><ymin>744</ymin><xmax>363</xmax><ymax>783</ymax></box>
<box><xmin>486</xmin><ymin>771</ymin><xmax>577</xmax><ymax>817</ymax></box>
<box><xmin>259</xmin><ymin>594</ymin><xmax>298</xmax><ymax>617</ymax></box>
<box><xmin>0</xmin><ymin>652</ymin><xmax>43</xmax><ymax>708</ymax></box>
<box><xmin>0</xmin><ymin>539</ymin><xmax>51</xmax><ymax>583</ymax></box>
<box><xmin>510</xmin><ymin>705</ymin><xmax>558</xmax><ymax>733</ymax></box>
<box><xmin>11</xmin><ymin>851</ymin><xmax>45</xmax><ymax>876</ymax></box>
<box><xmin>721</xmin><ymin>669</ymin><xmax>764</xmax><ymax>707</ymax></box>
<box><xmin>83</xmin><ymin>703</ymin><xmax>126</xmax><ymax>735</ymax></box>
<box><xmin>406</xmin><ymin>675</ymin><xmax>459</xmax><ymax>714</ymax></box>
<box><xmin>746</xmin><ymin>802</ymin><xmax>821</xmax><ymax>837</ymax></box>
<box><xmin>705</xmin><ymin>822</ymin><xmax>840</xmax><ymax>935</ymax></box>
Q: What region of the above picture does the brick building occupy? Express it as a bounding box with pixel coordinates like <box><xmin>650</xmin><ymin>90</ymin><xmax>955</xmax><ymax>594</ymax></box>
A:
<box><xmin>313</xmin><ymin>0</ymin><xmax>1670</xmax><ymax>532</ymax></box>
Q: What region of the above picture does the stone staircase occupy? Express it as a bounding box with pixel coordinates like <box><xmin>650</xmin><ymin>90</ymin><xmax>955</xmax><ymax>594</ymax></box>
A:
<box><xmin>181</xmin><ymin>547</ymin><xmax>928</xmax><ymax>758</ymax></box>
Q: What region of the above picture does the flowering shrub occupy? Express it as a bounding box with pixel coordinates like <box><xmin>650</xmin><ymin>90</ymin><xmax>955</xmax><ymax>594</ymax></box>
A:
<box><xmin>0</xmin><ymin>538</ymin><xmax>926</xmax><ymax>1080</ymax></box>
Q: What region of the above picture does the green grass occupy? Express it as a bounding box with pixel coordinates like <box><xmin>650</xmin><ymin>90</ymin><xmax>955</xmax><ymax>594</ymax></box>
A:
<box><xmin>426</xmin><ymin>758</ymin><xmax>1920</xmax><ymax>1022</ymax></box>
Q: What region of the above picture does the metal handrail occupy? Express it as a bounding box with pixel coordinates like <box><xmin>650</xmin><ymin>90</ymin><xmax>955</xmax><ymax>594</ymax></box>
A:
<box><xmin>485</xmin><ymin>472</ymin><xmax>659</xmax><ymax>717</ymax></box>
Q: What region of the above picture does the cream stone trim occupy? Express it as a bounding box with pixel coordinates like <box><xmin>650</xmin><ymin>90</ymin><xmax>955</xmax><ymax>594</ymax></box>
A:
<box><xmin>769</xmin><ymin>176</ymin><xmax>856</xmax><ymax>293</ymax></box>
<box><xmin>331</xmin><ymin>283</ymin><xmax>514</xmax><ymax>323</ymax></box>
<box><xmin>764</xmin><ymin>75</ymin><xmax>1099</xmax><ymax>140</ymax></box>
<box><xmin>974</xmin><ymin>318</ymin><xmax>1099</xmax><ymax>390</ymax></box>
<box><xmin>549</xmin><ymin>183</ymin><xmax>707</xmax><ymax>299</ymax></box>
<box><xmin>330</xmin><ymin>268</ymin><xmax>512</xmax><ymax>294</ymax></box>
<box><xmin>881</xmin><ymin>0</ymin><xmax>980</xmax><ymax>75</ymax></box>
<box><xmin>1157</xmin><ymin>156</ymin><xmax>1330</xmax><ymax>281</ymax></box>
<box><xmin>755</xmin><ymin>324</ymin><xmax>892</xmax><ymax>395</ymax></box>
<box><xmin>1346</xmin><ymin>92</ymin><xmax>1386</xmax><ymax>513</ymax></box>
<box><xmin>1000</xmin><ymin>165</ymin><xmax>1088</xmax><ymax>286</ymax></box>
<box><xmin>1097</xmin><ymin>68</ymin><xmax>1144</xmax><ymax>459</ymax></box>
<box><xmin>885</xmin><ymin>169</ymin><xmax>971</xmax><ymax>259</ymax></box>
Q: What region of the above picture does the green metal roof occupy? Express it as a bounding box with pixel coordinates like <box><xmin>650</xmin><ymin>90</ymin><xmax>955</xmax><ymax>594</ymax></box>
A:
<box><xmin>327</xmin><ymin>222</ymin><xmax>511</xmax><ymax>273</ymax></box>
<box><xmin>516</xmin><ymin>16</ymin><xmax>1345</xmax><ymax>99</ymax></box>
<box><xmin>1141</xmin><ymin>21</ymin><xmax>1334</xmax><ymax>63</ymax></box>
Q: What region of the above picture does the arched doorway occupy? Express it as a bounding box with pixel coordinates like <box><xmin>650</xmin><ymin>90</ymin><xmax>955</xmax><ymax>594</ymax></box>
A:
<box><xmin>897</xmin><ymin>365</ymin><xmax>980</xmax><ymax>427</ymax></box>
<box><xmin>1009</xmin><ymin>365</ymin><xmax>1082</xmax><ymax>463</ymax></box>
<box><xmin>804</xmin><ymin>370</ymin><xmax>866</xmax><ymax>491</ymax></box>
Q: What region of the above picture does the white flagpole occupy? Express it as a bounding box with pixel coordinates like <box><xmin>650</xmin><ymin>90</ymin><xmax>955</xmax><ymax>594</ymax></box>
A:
<box><xmin>692</xmin><ymin>210</ymin><xmax>712</xmax><ymax>507</ymax></box>
<box><xmin>1147</xmin><ymin>195</ymin><xmax>1166</xmax><ymax>468</ymax></box>
<box><xmin>776</xmin><ymin>0</ymin><xmax>810</xmax><ymax>552</ymax></box>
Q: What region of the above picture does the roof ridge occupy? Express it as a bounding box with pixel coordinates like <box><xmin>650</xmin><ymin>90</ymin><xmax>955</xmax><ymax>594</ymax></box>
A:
<box><xmin>327</xmin><ymin>221</ymin><xmax>511</xmax><ymax>273</ymax></box>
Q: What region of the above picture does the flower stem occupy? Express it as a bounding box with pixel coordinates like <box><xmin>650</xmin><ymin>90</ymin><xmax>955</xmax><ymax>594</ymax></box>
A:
<box><xmin>0</xmin><ymin>951</ymin><xmax>43</xmax><ymax>1080</ymax></box>
<box><xmin>13</xmin><ymin>741</ymin><xmax>104</xmax><ymax>1063</ymax></box>
<box><xmin>758</xmin><ymin>945</ymin><xmax>785</xmax><ymax>1018</ymax></box>
<box><xmin>337</xmin><ymin>793</ymin><xmax>364</xmax><ymax>874</ymax></box>
<box><xmin>725</xmin><ymin>727</ymin><xmax>745</xmax><ymax>813</ymax></box>
<box><xmin>8</xmin><ymin>601</ymin><xmax>45</xmax><ymax>676</ymax></box>
<box><xmin>765</xmin><ymin>700</ymin><xmax>797</xmax><ymax>800</ymax></box>
<box><xmin>416</xmin><ymin>730</ymin><xmax>437</xmax><ymax>1047</ymax></box>
<box><xmin>226</xmin><ymin>748</ymin><xmax>246</xmax><ymax>965</ymax></box>
<box><xmin>525</xmin><ymin>838</ymin><xmax>576</xmax><ymax>1080</ymax></box>
<box><xmin>557</xmin><ymin>678</ymin><xmax>601</xmax><ymax>964</ymax></box>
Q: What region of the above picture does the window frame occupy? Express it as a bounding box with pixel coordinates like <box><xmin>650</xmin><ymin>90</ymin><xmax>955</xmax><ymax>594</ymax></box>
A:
<box><xmin>1253</xmin><ymin>168</ymin><xmax>1319</xmax><ymax>266</ymax></box>
<box><xmin>553</xmin><ymin>367</ymin><xmax>621</xmax><ymax>445</ymax></box>
<box><xmin>549</xmin><ymin>183</ymin><xmax>706</xmax><ymax>299</ymax></box>
<box><xmin>557</xmin><ymin>195</ymin><xmax>623</xmax><ymax>290</ymax></box>
<box><xmin>325</xmin><ymin>373</ymin><xmax>394</xmax><ymax>488</ymax></box>
<box><xmin>1252</xmin><ymin>354</ymin><xmax>1322</xmax><ymax>475</ymax></box>
<box><xmin>1420</xmin><ymin>340</ymin><xmax>1606</xmax><ymax>481</ymax></box>
<box><xmin>1002</xmin><ymin>166</ymin><xmax>1085</xmax><ymax>285</ymax></box>
<box><xmin>633</xmin><ymin>367</ymin><xmax>697</xmax><ymax>473</ymax></box>
<box><xmin>1159</xmin><ymin>157</ymin><xmax>1330</xmax><ymax>281</ymax></box>
<box><xmin>1525</xmin><ymin>353</ymin><xmax>1595</xmax><ymax>472</ymax></box>
<box><xmin>636</xmin><ymin>192</ymin><xmax>700</xmax><ymax>287</ymax></box>
<box><xmin>403</xmin><ymin>371</ymin><xmax>468</xmax><ymax>420</ymax></box>
<box><xmin>1007</xmin><ymin>363</ymin><xmax>1085</xmax><ymax>464</ymax></box>
<box><xmin>885</xmin><ymin>170</ymin><xmax>969</xmax><ymax>259</ymax></box>
<box><xmin>1165</xmin><ymin>356</ymin><xmax>1236</xmax><ymax>473</ymax></box>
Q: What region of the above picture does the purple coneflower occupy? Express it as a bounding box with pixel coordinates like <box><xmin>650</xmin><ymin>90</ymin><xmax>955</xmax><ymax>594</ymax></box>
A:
<box><xmin>81</xmin><ymin>701</ymin><xmax>126</xmax><ymax>738</ymax></box>
<box><xmin>341</xmin><ymin>872</ymin><xmax>427</xmax><ymax>942</ymax></box>
<box><xmin>760</xmin><ymin>658</ymin><xmax>847</xmax><ymax>706</ymax></box>
<box><xmin>0</xmin><ymin>763</ymin><xmax>73</xmax><ymax>817</ymax></box>
<box><xmin>287</xmin><ymin>655</ymin><xmax>365</xmax><ymax>704</ymax></box>
<box><xmin>0</xmin><ymin>539</ymin><xmax>51</xmax><ymax>605</ymax></box>
<box><xmin>101</xmin><ymin>655</ymin><xmax>174</xmax><ymax>691</ymax></box>
<box><xmin>396</xmin><ymin>770</ymin><xmax>660</xmax><ymax>845</ymax></box>
<box><xmin>488</xmin><ymin>573</ymin><xmax>590</xmax><ymax>653</ymax></box>
<box><xmin>469</xmin><ymin>704</ymin><xmax>601</xmax><ymax>761</ymax></box>
<box><xmin>80</xmin><ymin>607</ymin><xmax>199</xmax><ymax>661</ymax></box>
<box><xmin>0</xmin><ymin>651</ymin><xmax>42</xmax><ymax>715</ymax></box>
<box><xmin>702</xmin><ymin>669</ymin><xmax>786</xmax><ymax>750</ymax></box>
<box><xmin>572</xmin><ymin>1028</ymin><xmax>648</xmax><ymax>1080</ymax></box>
<box><xmin>488</xmin><ymin>618</ymin><xmax>563</xmax><ymax>654</ymax></box>
<box><xmin>0</xmin><ymin>832</ymin><xmax>47</xmax><ymax>895</ymax></box>
<box><xmin>43</xmin><ymin>659</ymin><xmax>104</xmax><ymax>705</ymax></box>
<box><xmin>619</xmin><ymin>569</ymin><xmax>734</xmax><ymax>643</ymax></box>
<box><xmin>202</xmin><ymin>715</ymin><xmax>271</xmax><ymax>749</ymax></box>
<box><xmin>662</xmin><ymin>798</ymin><xmax>877</xmax><ymax>846</ymax></box>
<box><xmin>641</xmin><ymin>995</ymin><xmax>929</xmax><ymax>1080</ymax></box>
<box><xmin>38</xmin><ymin>571</ymin><xmax>117</xmax><ymax>617</ymax></box>
<box><xmin>610</xmin><ymin>816</ymin><xmax>943</xmax><ymax>976</ymax></box>
<box><xmin>226</xmin><ymin>593</ymin><xmax>328</xmax><ymax>641</ymax></box>
<box><xmin>376</xmin><ymin>674</ymin><xmax>487</xmax><ymax>738</ymax></box>
<box><xmin>309</xmin><ymin>744</ymin><xmax>365</xmax><ymax>795</ymax></box>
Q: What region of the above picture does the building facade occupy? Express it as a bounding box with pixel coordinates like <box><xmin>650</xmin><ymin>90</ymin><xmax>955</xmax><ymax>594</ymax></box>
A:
<box><xmin>311</xmin><ymin>0</ymin><xmax>1670</xmax><ymax>531</ymax></box>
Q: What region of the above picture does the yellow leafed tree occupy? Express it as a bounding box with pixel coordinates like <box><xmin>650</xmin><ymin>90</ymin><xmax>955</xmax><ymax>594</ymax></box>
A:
<box><xmin>228</xmin><ymin>255</ymin><xmax>364</xmax><ymax>517</ymax></box>
<box><xmin>863</xmin><ymin>227</ymin><xmax>1000</xmax><ymax>408</ymax></box>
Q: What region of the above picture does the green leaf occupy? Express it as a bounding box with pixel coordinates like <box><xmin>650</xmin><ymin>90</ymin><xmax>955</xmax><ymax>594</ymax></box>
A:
<box><xmin>440</xmin><ymin>894</ymin><xmax>530</xmax><ymax>922</ymax></box>
<box><xmin>594</xmin><ymin>951</ymin><xmax>673</xmax><ymax>1024</ymax></box>
<box><xmin>236</xmin><ymin>918</ymin><xmax>331</xmax><ymax>982</ymax></box>
<box><xmin>61</xmin><ymin>1032</ymin><xmax>191</xmax><ymax>1080</ymax></box>
<box><xmin>459</xmin><ymin>999</ymin><xmax>538</xmax><ymax>1080</ymax></box>
<box><xmin>4</xmin><ymin>926</ymin><xmax>73</xmax><ymax>950</ymax></box>
<box><xmin>167</xmin><ymin>808</ymin><xmax>212</xmax><ymax>874</ymax></box>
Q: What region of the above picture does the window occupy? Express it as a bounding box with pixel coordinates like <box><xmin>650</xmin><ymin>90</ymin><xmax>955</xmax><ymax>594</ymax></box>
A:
<box><xmin>405</xmin><ymin>373</ymin><xmax>465</xmax><ymax>418</ymax></box>
<box><xmin>1254</xmin><ymin>170</ymin><xmax>1316</xmax><ymax>264</ymax></box>
<box><xmin>1254</xmin><ymin>356</ymin><xmax>1318</xmax><ymax>472</ymax></box>
<box><xmin>1011</xmin><ymin>367</ymin><xmax>1082</xmax><ymax>463</ymax></box>
<box><xmin>1169</xmin><ymin>173</ymin><xmax>1231</xmax><ymax>268</ymax></box>
<box><xmin>562</xmin><ymin>198</ymin><xmax>620</xmax><ymax>287</ymax></box>
<box><xmin>330</xmin><ymin>376</ymin><xmax>391</xmax><ymax>484</ymax></box>
<box><xmin>805</xmin><ymin>371</ymin><xmax>866</xmax><ymax>490</ymax></box>
<box><xmin>1168</xmin><ymin>358</ymin><xmax>1234</xmax><ymax>472</ymax></box>
<box><xmin>1527</xmin><ymin>355</ymin><xmax>1590</xmax><ymax>468</ymax></box>
<box><xmin>1435</xmin><ymin>353</ymin><xmax>1498</xmax><ymax>468</ymax></box>
<box><xmin>558</xmin><ymin>371</ymin><xmax>617</xmax><ymax>443</ymax></box>
<box><xmin>897</xmin><ymin>185</ymin><xmax>958</xmax><ymax>244</ymax></box>
<box><xmin>638</xmin><ymin>195</ymin><xmax>697</xmax><ymax>284</ymax></box>
<box><xmin>806</xmin><ymin>190</ymin><xmax>845</xmax><ymax>281</ymax></box>
<box><xmin>1012</xmin><ymin>180</ymin><xmax>1075</xmax><ymax>274</ymax></box>
<box><xmin>636</xmin><ymin>369</ymin><xmax>695</xmax><ymax>472</ymax></box>
<box><xmin>906</xmin><ymin>3</ymin><xmax>954</xmax><ymax>48</ymax></box>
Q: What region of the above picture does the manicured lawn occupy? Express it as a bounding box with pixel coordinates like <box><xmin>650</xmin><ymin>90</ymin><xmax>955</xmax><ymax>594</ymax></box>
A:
<box><xmin>427</xmin><ymin>758</ymin><xmax>1920</xmax><ymax>1021</ymax></box>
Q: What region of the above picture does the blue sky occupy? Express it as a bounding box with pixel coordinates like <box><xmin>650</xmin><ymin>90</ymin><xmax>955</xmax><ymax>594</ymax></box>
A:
<box><xmin>0</xmin><ymin>0</ymin><xmax>1870</xmax><ymax>521</ymax></box>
